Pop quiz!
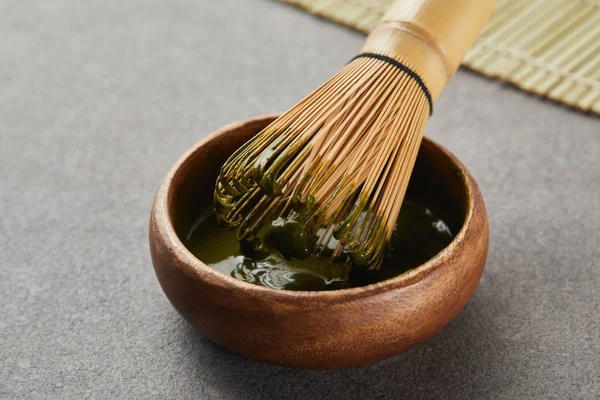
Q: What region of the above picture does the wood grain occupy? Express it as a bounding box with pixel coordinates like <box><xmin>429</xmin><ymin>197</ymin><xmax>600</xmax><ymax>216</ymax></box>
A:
<box><xmin>149</xmin><ymin>115</ymin><xmax>489</xmax><ymax>369</ymax></box>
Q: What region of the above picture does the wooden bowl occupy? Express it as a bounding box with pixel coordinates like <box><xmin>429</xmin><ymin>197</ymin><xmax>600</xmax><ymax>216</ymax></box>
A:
<box><xmin>149</xmin><ymin>115</ymin><xmax>488</xmax><ymax>369</ymax></box>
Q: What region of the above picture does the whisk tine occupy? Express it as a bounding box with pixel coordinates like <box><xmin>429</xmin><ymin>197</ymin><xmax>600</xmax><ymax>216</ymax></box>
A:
<box><xmin>215</xmin><ymin>55</ymin><xmax>430</xmax><ymax>269</ymax></box>
<box><xmin>214</xmin><ymin>0</ymin><xmax>494</xmax><ymax>269</ymax></box>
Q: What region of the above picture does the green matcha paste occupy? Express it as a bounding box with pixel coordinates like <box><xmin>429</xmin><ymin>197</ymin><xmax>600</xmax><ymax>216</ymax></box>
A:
<box><xmin>185</xmin><ymin>199</ymin><xmax>454</xmax><ymax>291</ymax></box>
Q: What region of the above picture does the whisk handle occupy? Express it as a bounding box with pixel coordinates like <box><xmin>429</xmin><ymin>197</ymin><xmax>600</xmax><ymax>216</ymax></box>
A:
<box><xmin>362</xmin><ymin>0</ymin><xmax>495</xmax><ymax>101</ymax></box>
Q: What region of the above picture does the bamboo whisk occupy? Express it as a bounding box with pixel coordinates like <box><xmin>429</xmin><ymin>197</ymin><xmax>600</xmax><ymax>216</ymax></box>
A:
<box><xmin>215</xmin><ymin>0</ymin><xmax>494</xmax><ymax>269</ymax></box>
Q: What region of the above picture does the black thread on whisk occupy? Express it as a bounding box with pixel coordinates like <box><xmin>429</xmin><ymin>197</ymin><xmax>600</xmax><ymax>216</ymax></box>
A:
<box><xmin>349</xmin><ymin>52</ymin><xmax>433</xmax><ymax>115</ymax></box>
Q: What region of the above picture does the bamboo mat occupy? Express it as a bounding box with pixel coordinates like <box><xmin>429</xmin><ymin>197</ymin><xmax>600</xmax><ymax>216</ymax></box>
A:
<box><xmin>281</xmin><ymin>0</ymin><xmax>600</xmax><ymax>115</ymax></box>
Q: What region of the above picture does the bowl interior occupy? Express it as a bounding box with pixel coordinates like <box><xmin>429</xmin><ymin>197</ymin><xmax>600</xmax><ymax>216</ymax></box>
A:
<box><xmin>168</xmin><ymin>116</ymin><xmax>469</xmax><ymax>277</ymax></box>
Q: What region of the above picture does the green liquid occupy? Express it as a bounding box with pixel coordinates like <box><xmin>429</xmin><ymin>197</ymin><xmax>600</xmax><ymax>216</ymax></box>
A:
<box><xmin>184</xmin><ymin>200</ymin><xmax>454</xmax><ymax>291</ymax></box>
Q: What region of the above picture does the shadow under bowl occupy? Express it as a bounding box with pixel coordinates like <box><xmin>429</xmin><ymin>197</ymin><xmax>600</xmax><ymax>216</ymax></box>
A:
<box><xmin>149</xmin><ymin>114</ymin><xmax>489</xmax><ymax>369</ymax></box>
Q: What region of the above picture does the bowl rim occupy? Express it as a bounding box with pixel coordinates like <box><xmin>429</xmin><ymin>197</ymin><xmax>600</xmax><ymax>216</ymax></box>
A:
<box><xmin>151</xmin><ymin>114</ymin><xmax>480</xmax><ymax>304</ymax></box>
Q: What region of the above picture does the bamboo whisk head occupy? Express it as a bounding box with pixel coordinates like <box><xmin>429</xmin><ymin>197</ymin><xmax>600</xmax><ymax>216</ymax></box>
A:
<box><xmin>215</xmin><ymin>0</ymin><xmax>494</xmax><ymax>269</ymax></box>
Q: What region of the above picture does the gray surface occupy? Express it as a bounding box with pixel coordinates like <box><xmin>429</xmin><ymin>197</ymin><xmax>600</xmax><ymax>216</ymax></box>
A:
<box><xmin>1</xmin><ymin>0</ymin><xmax>599</xmax><ymax>398</ymax></box>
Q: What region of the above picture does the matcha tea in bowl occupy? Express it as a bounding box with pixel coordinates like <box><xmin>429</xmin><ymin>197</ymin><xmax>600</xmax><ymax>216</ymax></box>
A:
<box><xmin>149</xmin><ymin>115</ymin><xmax>489</xmax><ymax>369</ymax></box>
